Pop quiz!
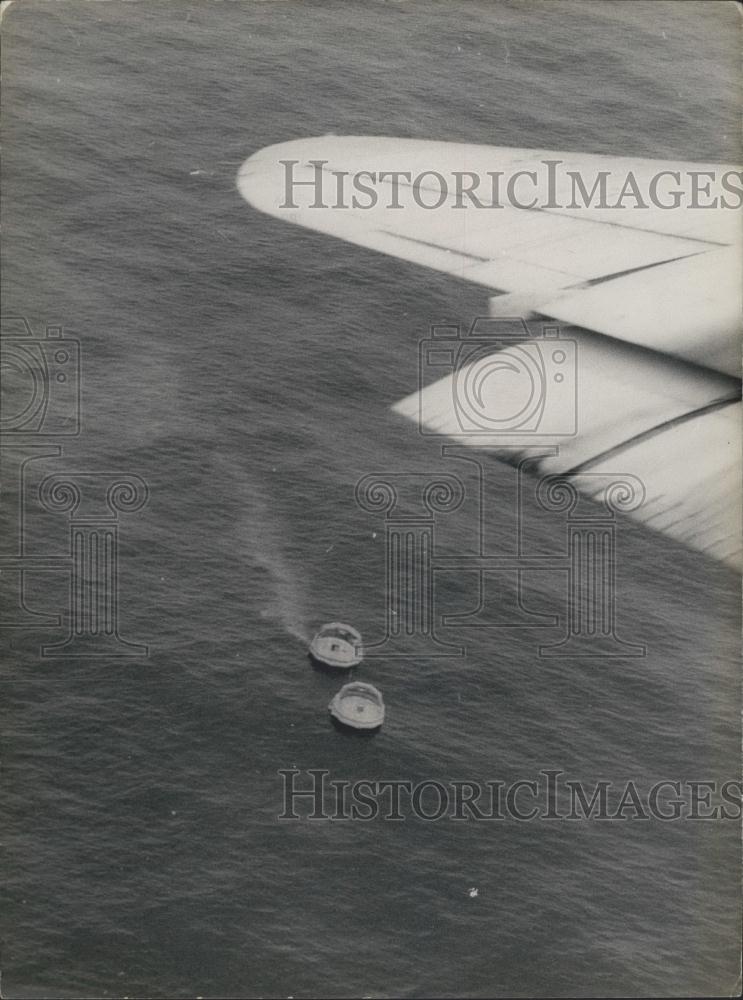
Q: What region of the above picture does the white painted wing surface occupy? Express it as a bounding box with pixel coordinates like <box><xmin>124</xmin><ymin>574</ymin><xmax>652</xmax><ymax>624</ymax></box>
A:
<box><xmin>392</xmin><ymin>331</ymin><xmax>742</xmax><ymax>568</ymax></box>
<box><xmin>237</xmin><ymin>137</ymin><xmax>742</xmax><ymax>567</ymax></box>
<box><xmin>238</xmin><ymin>136</ymin><xmax>742</xmax><ymax>376</ymax></box>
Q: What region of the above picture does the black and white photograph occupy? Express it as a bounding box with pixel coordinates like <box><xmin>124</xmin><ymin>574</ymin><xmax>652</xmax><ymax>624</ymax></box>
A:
<box><xmin>1</xmin><ymin>1</ymin><xmax>741</xmax><ymax>997</ymax></box>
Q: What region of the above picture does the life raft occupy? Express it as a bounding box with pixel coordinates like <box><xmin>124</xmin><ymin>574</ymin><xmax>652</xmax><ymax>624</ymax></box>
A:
<box><xmin>309</xmin><ymin>622</ymin><xmax>363</xmax><ymax>669</ymax></box>
<box><xmin>329</xmin><ymin>681</ymin><xmax>385</xmax><ymax>731</ymax></box>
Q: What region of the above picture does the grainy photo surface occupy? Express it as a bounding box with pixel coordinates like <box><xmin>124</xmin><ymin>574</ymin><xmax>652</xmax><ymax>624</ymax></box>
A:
<box><xmin>1</xmin><ymin>2</ymin><xmax>741</xmax><ymax>998</ymax></box>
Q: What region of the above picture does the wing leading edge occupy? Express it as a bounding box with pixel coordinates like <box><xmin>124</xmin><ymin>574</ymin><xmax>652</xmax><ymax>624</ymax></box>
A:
<box><xmin>238</xmin><ymin>137</ymin><xmax>742</xmax><ymax>568</ymax></box>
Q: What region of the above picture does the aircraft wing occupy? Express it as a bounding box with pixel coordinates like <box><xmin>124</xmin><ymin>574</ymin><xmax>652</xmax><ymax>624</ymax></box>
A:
<box><xmin>237</xmin><ymin>137</ymin><xmax>742</xmax><ymax>568</ymax></box>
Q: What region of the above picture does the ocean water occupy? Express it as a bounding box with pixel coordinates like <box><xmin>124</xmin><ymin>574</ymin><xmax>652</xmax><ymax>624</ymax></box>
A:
<box><xmin>1</xmin><ymin>2</ymin><xmax>740</xmax><ymax>998</ymax></box>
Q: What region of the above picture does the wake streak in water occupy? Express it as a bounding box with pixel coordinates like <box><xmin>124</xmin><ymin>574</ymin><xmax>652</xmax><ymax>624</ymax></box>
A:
<box><xmin>236</xmin><ymin>476</ymin><xmax>311</xmax><ymax>645</ymax></box>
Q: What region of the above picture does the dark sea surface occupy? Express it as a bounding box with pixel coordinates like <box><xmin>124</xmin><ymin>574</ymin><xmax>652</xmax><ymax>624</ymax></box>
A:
<box><xmin>1</xmin><ymin>2</ymin><xmax>740</xmax><ymax>998</ymax></box>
